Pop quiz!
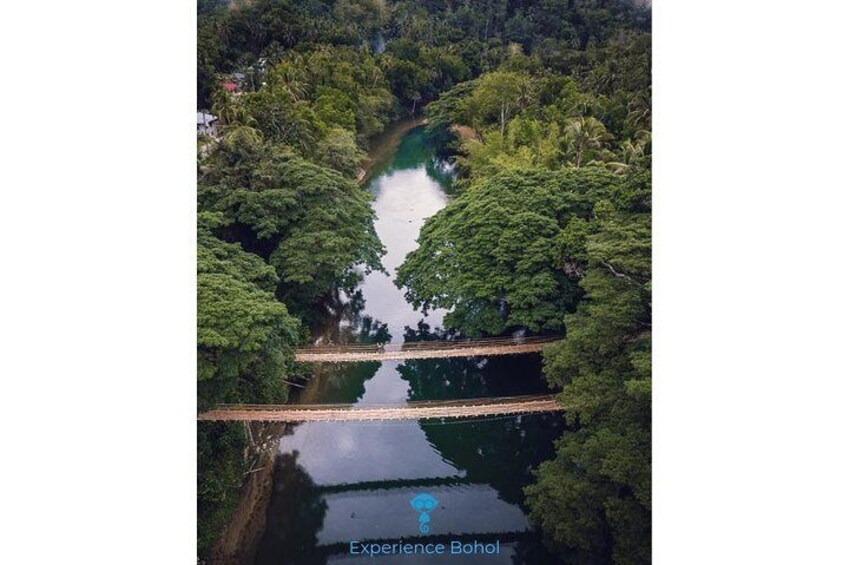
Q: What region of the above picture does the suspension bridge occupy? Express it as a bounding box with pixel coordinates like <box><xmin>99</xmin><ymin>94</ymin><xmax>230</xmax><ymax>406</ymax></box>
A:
<box><xmin>197</xmin><ymin>394</ymin><xmax>561</xmax><ymax>422</ymax></box>
<box><xmin>294</xmin><ymin>336</ymin><xmax>560</xmax><ymax>363</ymax></box>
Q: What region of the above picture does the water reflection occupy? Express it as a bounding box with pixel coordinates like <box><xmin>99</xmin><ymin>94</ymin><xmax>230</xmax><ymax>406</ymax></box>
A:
<box><xmin>296</xmin><ymin>361</ymin><xmax>382</xmax><ymax>405</ymax></box>
<box><xmin>317</xmin><ymin>484</ymin><xmax>529</xmax><ymax>544</ymax></box>
<box><xmin>276</xmin><ymin>420</ymin><xmax>461</xmax><ymax>486</ymax></box>
<box><xmin>421</xmin><ymin>415</ymin><xmax>562</xmax><ymax>505</ymax></box>
<box><xmin>311</xmin><ymin>289</ymin><xmax>389</xmax><ymax>346</ymax></box>
<box><xmin>357</xmin><ymin>131</ymin><xmax>449</xmax><ymax>340</ymax></box>
<box><xmin>254</xmin><ymin>452</ymin><xmax>328</xmax><ymax>565</ymax></box>
<box><xmin>399</xmin><ymin>354</ymin><xmax>549</xmax><ymax>401</ymax></box>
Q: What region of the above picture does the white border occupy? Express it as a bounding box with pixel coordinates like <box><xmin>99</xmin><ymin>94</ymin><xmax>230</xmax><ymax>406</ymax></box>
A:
<box><xmin>655</xmin><ymin>1</ymin><xmax>849</xmax><ymax>562</ymax></box>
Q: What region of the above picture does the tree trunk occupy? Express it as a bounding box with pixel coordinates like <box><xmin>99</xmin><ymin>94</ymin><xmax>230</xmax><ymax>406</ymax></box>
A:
<box><xmin>500</xmin><ymin>102</ymin><xmax>507</xmax><ymax>137</ymax></box>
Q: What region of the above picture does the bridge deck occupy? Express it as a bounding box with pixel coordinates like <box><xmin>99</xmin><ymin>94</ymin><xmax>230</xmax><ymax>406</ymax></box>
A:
<box><xmin>294</xmin><ymin>336</ymin><xmax>560</xmax><ymax>363</ymax></box>
<box><xmin>198</xmin><ymin>394</ymin><xmax>561</xmax><ymax>422</ymax></box>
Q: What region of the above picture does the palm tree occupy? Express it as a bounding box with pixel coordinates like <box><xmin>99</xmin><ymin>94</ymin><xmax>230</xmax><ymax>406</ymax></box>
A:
<box><xmin>620</xmin><ymin>130</ymin><xmax>651</xmax><ymax>164</ymax></box>
<box><xmin>211</xmin><ymin>91</ymin><xmax>246</xmax><ymax>127</ymax></box>
<box><xmin>563</xmin><ymin>117</ymin><xmax>609</xmax><ymax>167</ymax></box>
<box><xmin>410</xmin><ymin>92</ymin><xmax>422</xmax><ymax>116</ymax></box>
<box><xmin>221</xmin><ymin>124</ymin><xmax>263</xmax><ymax>149</ymax></box>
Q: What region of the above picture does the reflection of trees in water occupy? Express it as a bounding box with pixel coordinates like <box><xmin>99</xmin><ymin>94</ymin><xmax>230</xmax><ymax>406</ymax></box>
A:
<box><xmin>420</xmin><ymin>414</ymin><xmax>563</xmax><ymax>506</ymax></box>
<box><xmin>363</xmin><ymin>125</ymin><xmax>456</xmax><ymax>185</ymax></box>
<box><xmin>424</xmin><ymin>156</ymin><xmax>456</xmax><ymax>190</ymax></box>
<box><xmin>294</xmin><ymin>289</ymin><xmax>388</xmax><ymax>405</ymax></box>
<box><xmin>355</xmin><ymin>316</ymin><xmax>391</xmax><ymax>344</ymax></box>
<box><xmin>403</xmin><ymin>356</ymin><xmax>493</xmax><ymax>400</ymax></box>
<box><xmin>295</xmin><ymin>360</ymin><xmax>382</xmax><ymax>405</ymax></box>
<box><xmin>309</xmin><ymin>287</ymin><xmax>391</xmax><ymax>346</ymax></box>
<box><xmin>397</xmin><ymin>319</ymin><xmax>565</xmax><ymax>509</ymax></box>
<box><xmin>254</xmin><ymin>452</ymin><xmax>328</xmax><ymax>565</ymax></box>
<box><xmin>398</xmin><ymin>351</ymin><xmax>549</xmax><ymax>401</ymax></box>
<box><xmin>398</xmin><ymin>351</ymin><xmax>563</xmax><ymax>506</ymax></box>
<box><xmin>384</xmin><ymin>127</ymin><xmax>434</xmax><ymax>171</ymax></box>
<box><xmin>403</xmin><ymin>320</ymin><xmax>460</xmax><ymax>343</ymax></box>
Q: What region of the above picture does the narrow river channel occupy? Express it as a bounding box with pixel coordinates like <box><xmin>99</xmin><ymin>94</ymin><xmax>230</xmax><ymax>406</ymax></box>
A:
<box><xmin>252</xmin><ymin>126</ymin><xmax>564</xmax><ymax>564</ymax></box>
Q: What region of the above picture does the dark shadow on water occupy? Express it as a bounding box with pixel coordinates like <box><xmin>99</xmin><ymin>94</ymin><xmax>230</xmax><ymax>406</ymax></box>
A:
<box><xmin>253</xmin><ymin>452</ymin><xmax>328</xmax><ymax>565</ymax></box>
<box><xmin>420</xmin><ymin>414</ymin><xmax>563</xmax><ymax>506</ymax></box>
<box><xmin>292</xmin><ymin>360</ymin><xmax>382</xmax><ymax>405</ymax></box>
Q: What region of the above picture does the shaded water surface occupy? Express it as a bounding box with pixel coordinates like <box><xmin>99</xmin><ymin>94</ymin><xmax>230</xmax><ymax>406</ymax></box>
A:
<box><xmin>253</xmin><ymin>127</ymin><xmax>564</xmax><ymax>564</ymax></box>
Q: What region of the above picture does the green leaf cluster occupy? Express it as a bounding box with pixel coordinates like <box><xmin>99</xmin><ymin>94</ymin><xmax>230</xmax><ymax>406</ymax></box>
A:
<box><xmin>420</xmin><ymin>31</ymin><xmax>651</xmax><ymax>185</ymax></box>
<box><xmin>397</xmin><ymin>157</ymin><xmax>652</xmax><ymax>561</ymax></box>
<box><xmin>243</xmin><ymin>46</ymin><xmax>394</xmax><ymax>144</ymax></box>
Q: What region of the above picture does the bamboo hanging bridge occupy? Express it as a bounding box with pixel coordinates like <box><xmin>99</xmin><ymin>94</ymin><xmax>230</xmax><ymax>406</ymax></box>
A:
<box><xmin>294</xmin><ymin>335</ymin><xmax>561</xmax><ymax>363</ymax></box>
<box><xmin>197</xmin><ymin>394</ymin><xmax>561</xmax><ymax>422</ymax></box>
<box><xmin>197</xmin><ymin>336</ymin><xmax>565</xmax><ymax>422</ymax></box>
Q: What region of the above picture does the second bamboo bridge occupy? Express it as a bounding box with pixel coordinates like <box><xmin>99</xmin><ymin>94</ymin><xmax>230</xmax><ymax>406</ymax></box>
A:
<box><xmin>294</xmin><ymin>336</ymin><xmax>561</xmax><ymax>363</ymax></box>
<box><xmin>198</xmin><ymin>394</ymin><xmax>561</xmax><ymax>422</ymax></box>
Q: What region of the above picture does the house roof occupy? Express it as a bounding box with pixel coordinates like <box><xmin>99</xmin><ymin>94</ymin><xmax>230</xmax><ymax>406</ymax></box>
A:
<box><xmin>197</xmin><ymin>112</ymin><xmax>217</xmax><ymax>125</ymax></box>
<box><xmin>221</xmin><ymin>81</ymin><xmax>238</xmax><ymax>92</ymax></box>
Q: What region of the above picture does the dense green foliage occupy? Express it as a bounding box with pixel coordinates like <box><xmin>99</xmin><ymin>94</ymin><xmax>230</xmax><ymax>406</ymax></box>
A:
<box><xmin>425</xmin><ymin>32</ymin><xmax>651</xmax><ymax>186</ymax></box>
<box><xmin>526</xmin><ymin>168</ymin><xmax>651</xmax><ymax>564</ymax></box>
<box><xmin>199</xmin><ymin>149</ymin><xmax>383</xmax><ymax>308</ymax></box>
<box><xmin>198</xmin><ymin>213</ymin><xmax>301</xmax><ymax>411</ymax></box>
<box><xmin>197</xmin><ymin>422</ymin><xmax>248</xmax><ymax>555</ymax></box>
<box><xmin>198</xmin><ymin>0</ymin><xmax>651</xmax><ymax>561</ymax></box>
<box><xmin>197</xmin><ymin>3</ymin><xmax>396</xmax><ymax>553</ymax></box>
<box><xmin>397</xmin><ymin>167</ymin><xmax>620</xmax><ymax>335</ymax></box>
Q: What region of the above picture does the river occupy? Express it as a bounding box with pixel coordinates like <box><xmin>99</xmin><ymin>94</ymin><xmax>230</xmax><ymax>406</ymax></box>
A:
<box><xmin>251</xmin><ymin>125</ymin><xmax>565</xmax><ymax>564</ymax></box>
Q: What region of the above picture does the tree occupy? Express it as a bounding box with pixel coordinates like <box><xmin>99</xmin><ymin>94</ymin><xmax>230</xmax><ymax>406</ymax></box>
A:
<box><xmin>315</xmin><ymin>127</ymin><xmax>364</xmax><ymax>176</ymax></box>
<box><xmin>396</xmin><ymin>166</ymin><xmax>624</xmax><ymax>335</ymax></box>
<box><xmin>526</xmin><ymin>167</ymin><xmax>652</xmax><ymax>564</ymax></box>
<box><xmin>467</xmin><ymin>71</ymin><xmax>536</xmax><ymax>136</ymax></box>
<box><xmin>564</xmin><ymin>116</ymin><xmax>611</xmax><ymax>167</ymax></box>
<box><xmin>199</xmin><ymin>149</ymin><xmax>384</xmax><ymax>309</ymax></box>
<box><xmin>458</xmin><ymin>116</ymin><xmax>563</xmax><ymax>182</ymax></box>
<box><xmin>425</xmin><ymin>80</ymin><xmax>478</xmax><ymax>149</ymax></box>
<box><xmin>197</xmin><ymin>422</ymin><xmax>249</xmax><ymax>556</ymax></box>
<box><xmin>195</xmin><ymin>2</ymin><xmax>654</xmax><ymax>559</ymax></box>
<box><xmin>197</xmin><ymin>214</ymin><xmax>301</xmax><ymax>410</ymax></box>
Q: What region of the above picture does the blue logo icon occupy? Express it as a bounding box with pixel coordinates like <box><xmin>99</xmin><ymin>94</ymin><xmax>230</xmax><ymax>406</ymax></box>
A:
<box><xmin>409</xmin><ymin>493</ymin><xmax>439</xmax><ymax>534</ymax></box>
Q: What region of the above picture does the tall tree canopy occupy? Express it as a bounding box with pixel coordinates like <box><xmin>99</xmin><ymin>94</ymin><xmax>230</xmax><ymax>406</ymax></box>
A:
<box><xmin>525</xmin><ymin>166</ymin><xmax>651</xmax><ymax>564</ymax></box>
<box><xmin>197</xmin><ymin>213</ymin><xmax>301</xmax><ymax>411</ymax></box>
<box><xmin>199</xmin><ymin>145</ymin><xmax>384</xmax><ymax>310</ymax></box>
<box><xmin>396</xmin><ymin>166</ymin><xmax>625</xmax><ymax>336</ymax></box>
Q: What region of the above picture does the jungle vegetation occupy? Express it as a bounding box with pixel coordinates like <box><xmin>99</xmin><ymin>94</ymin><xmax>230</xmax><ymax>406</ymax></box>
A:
<box><xmin>197</xmin><ymin>0</ymin><xmax>651</xmax><ymax>561</ymax></box>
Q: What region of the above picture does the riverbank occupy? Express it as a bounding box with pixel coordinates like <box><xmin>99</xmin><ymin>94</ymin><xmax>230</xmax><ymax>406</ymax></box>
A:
<box><xmin>356</xmin><ymin>117</ymin><xmax>426</xmax><ymax>184</ymax></box>
<box><xmin>205</xmin><ymin>423</ymin><xmax>287</xmax><ymax>565</ymax></box>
